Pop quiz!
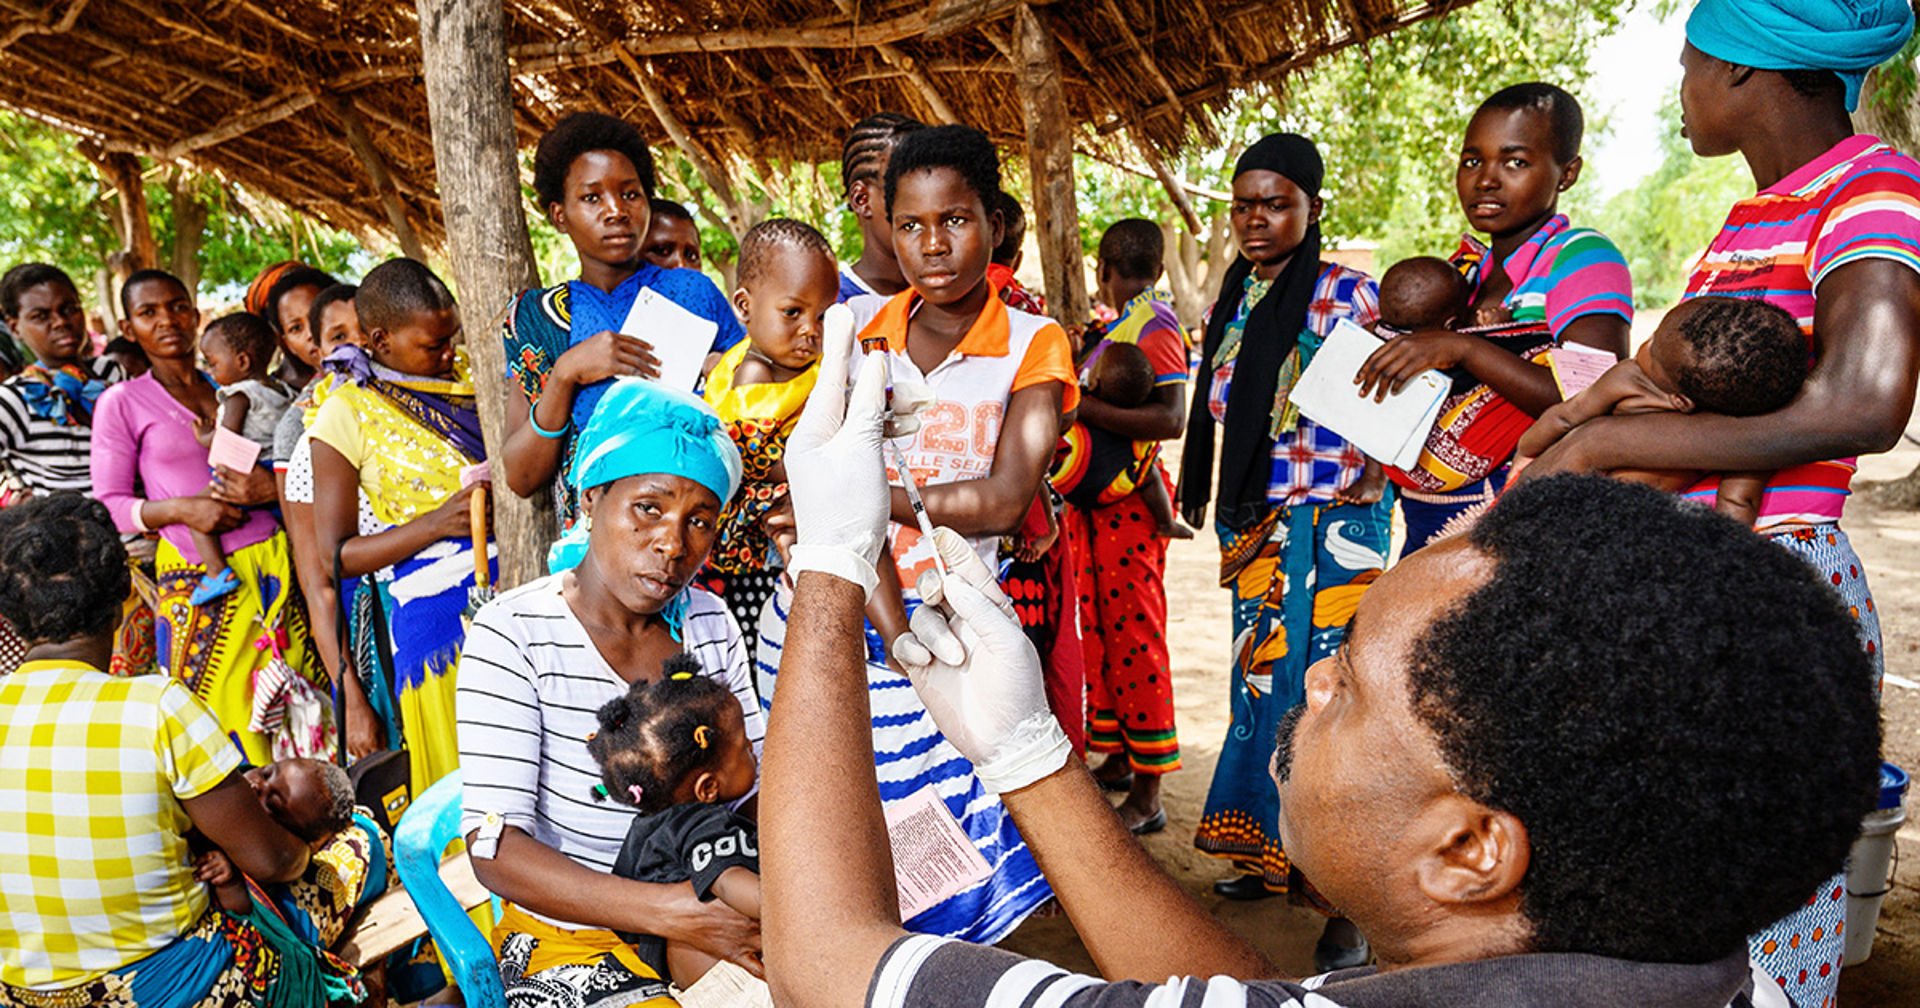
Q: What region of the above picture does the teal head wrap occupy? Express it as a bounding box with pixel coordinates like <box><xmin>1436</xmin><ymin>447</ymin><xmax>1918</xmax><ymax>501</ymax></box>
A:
<box><xmin>547</xmin><ymin>378</ymin><xmax>743</xmax><ymax>583</ymax></box>
<box><xmin>1686</xmin><ymin>0</ymin><xmax>1915</xmax><ymax>112</ymax></box>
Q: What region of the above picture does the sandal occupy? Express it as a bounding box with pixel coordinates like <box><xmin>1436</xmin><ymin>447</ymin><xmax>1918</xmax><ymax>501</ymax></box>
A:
<box><xmin>190</xmin><ymin>567</ymin><xmax>240</xmax><ymax>606</ymax></box>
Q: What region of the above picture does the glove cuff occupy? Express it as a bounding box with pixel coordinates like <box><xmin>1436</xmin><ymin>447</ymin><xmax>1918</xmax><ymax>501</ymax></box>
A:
<box><xmin>974</xmin><ymin>713</ymin><xmax>1073</xmax><ymax>795</ymax></box>
<box><xmin>788</xmin><ymin>544</ymin><xmax>879</xmax><ymax>601</ymax></box>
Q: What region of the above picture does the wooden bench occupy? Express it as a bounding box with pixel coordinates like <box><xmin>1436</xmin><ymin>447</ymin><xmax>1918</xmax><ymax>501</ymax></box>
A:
<box><xmin>334</xmin><ymin>850</ymin><xmax>493</xmax><ymax>967</ymax></box>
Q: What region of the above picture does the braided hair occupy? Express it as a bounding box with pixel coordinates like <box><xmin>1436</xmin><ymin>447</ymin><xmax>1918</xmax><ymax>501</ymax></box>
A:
<box><xmin>841</xmin><ymin>112</ymin><xmax>924</xmax><ymax>194</ymax></box>
<box><xmin>0</xmin><ymin>493</ymin><xmax>129</xmax><ymax>644</ymax></box>
<box><xmin>587</xmin><ymin>654</ymin><xmax>738</xmax><ymax>815</ymax></box>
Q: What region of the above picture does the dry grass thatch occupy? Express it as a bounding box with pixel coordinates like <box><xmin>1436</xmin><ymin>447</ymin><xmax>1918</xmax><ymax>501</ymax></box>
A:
<box><xmin>0</xmin><ymin>0</ymin><xmax>1475</xmax><ymax>246</ymax></box>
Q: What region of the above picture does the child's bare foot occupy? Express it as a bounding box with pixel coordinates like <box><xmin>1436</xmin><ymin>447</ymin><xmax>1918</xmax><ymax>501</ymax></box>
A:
<box><xmin>1157</xmin><ymin>519</ymin><xmax>1195</xmax><ymax>540</ymax></box>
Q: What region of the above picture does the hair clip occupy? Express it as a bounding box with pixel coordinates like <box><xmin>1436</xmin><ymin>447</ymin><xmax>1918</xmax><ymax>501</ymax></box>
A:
<box><xmin>591</xmin><ymin>784</ymin><xmax>608</xmax><ymax>802</ymax></box>
<box><xmin>628</xmin><ymin>784</ymin><xmax>645</xmax><ymax>804</ymax></box>
<box><xmin>693</xmin><ymin>725</ymin><xmax>711</xmax><ymax>750</ymax></box>
<box><xmin>670</xmin><ymin>670</ymin><xmax>694</xmax><ymax>681</ymax></box>
<box><xmin>585</xmin><ymin>730</ymin><xmax>597</xmax><ymax>743</ymax></box>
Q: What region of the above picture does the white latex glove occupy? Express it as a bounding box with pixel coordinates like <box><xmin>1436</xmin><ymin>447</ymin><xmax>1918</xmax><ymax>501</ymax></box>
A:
<box><xmin>896</xmin><ymin>527</ymin><xmax>1071</xmax><ymax>794</ymax></box>
<box><xmin>786</xmin><ymin>303</ymin><xmax>892</xmax><ymax>599</ymax></box>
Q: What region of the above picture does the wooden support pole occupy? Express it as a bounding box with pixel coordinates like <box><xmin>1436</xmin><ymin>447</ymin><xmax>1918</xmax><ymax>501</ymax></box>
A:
<box><xmin>416</xmin><ymin>0</ymin><xmax>552</xmax><ymax>588</ymax></box>
<box><xmin>322</xmin><ymin>93</ymin><xmax>430</xmax><ymax>261</ymax></box>
<box><xmin>1012</xmin><ymin>4</ymin><xmax>1087</xmax><ymax>329</ymax></box>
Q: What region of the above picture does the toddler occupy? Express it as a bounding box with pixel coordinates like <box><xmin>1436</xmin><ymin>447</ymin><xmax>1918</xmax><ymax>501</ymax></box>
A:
<box><xmin>702</xmin><ymin>219</ymin><xmax>837</xmax><ymax>651</ymax></box>
<box><xmin>191</xmin><ymin>312</ymin><xmax>294</xmax><ymax>603</ymax></box>
<box><xmin>192</xmin><ymin>757</ymin><xmax>357</xmax><ymax>914</ymax></box>
<box><xmin>1517</xmin><ymin>295</ymin><xmax>1807</xmax><ymax>526</ymax></box>
<box><xmin>590</xmin><ymin>660</ymin><xmax>760</xmax><ymax>988</ymax></box>
<box><xmin>1051</xmin><ymin>342</ymin><xmax>1188</xmax><ymax>537</ymax></box>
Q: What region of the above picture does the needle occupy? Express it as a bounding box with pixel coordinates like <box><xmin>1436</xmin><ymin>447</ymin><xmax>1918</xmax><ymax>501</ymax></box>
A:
<box><xmin>872</xmin><ymin>348</ymin><xmax>948</xmax><ymax>580</ymax></box>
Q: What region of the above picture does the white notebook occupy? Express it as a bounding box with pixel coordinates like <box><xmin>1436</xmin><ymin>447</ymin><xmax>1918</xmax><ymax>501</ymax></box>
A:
<box><xmin>619</xmin><ymin>287</ymin><xmax>719</xmax><ymax>393</ymax></box>
<box><xmin>1290</xmin><ymin>317</ymin><xmax>1448</xmax><ymax>470</ymax></box>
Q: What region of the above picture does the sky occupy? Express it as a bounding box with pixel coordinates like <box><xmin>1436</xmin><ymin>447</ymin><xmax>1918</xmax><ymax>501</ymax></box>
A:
<box><xmin>1583</xmin><ymin>4</ymin><xmax>1690</xmax><ymax>199</ymax></box>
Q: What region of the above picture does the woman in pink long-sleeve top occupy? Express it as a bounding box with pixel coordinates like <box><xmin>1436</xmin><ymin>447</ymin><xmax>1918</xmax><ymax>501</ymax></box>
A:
<box><xmin>91</xmin><ymin>269</ymin><xmax>323</xmax><ymax>764</ymax></box>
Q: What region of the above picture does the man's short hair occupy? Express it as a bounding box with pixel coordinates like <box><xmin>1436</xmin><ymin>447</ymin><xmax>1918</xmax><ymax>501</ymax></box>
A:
<box><xmin>1097</xmin><ymin>218</ymin><xmax>1164</xmax><ymax>283</ymax></box>
<box><xmin>1411</xmin><ymin>475</ymin><xmax>1880</xmax><ymax>965</ymax></box>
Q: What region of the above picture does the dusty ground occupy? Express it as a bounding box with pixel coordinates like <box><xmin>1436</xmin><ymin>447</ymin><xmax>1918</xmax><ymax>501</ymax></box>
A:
<box><xmin>1001</xmin><ymin>441</ymin><xmax>1920</xmax><ymax>1002</ymax></box>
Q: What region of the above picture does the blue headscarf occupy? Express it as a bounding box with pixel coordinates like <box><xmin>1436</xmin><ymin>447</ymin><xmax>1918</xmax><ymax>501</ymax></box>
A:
<box><xmin>1686</xmin><ymin>0</ymin><xmax>1915</xmax><ymax>111</ymax></box>
<box><xmin>547</xmin><ymin>378</ymin><xmax>743</xmax><ymax>609</ymax></box>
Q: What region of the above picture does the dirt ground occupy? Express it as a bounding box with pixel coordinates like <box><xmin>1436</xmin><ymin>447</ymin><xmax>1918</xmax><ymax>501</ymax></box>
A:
<box><xmin>1000</xmin><ymin>442</ymin><xmax>1920</xmax><ymax>1002</ymax></box>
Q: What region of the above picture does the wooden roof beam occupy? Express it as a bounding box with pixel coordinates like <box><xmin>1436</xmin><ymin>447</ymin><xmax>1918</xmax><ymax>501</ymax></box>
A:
<box><xmin>1093</xmin><ymin>0</ymin><xmax>1185</xmax><ymax>126</ymax></box>
<box><xmin>321</xmin><ymin>92</ymin><xmax>429</xmax><ymax>260</ymax></box>
<box><xmin>511</xmin><ymin>0</ymin><xmax>1044</xmax><ymax>73</ymax></box>
<box><xmin>623</xmin><ymin>51</ymin><xmax>750</xmax><ymax>238</ymax></box>
<box><xmin>785</xmin><ymin>47</ymin><xmax>856</xmax><ymax>128</ymax></box>
<box><xmin>0</xmin><ymin>0</ymin><xmax>87</xmax><ymax>50</ymax></box>
<box><xmin>157</xmin><ymin>89</ymin><xmax>316</xmax><ymax>161</ymax></box>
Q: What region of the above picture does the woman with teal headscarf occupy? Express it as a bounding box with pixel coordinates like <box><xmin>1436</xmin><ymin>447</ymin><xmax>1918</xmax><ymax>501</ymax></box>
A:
<box><xmin>455</xmin><ymin>379</ymin><xmax>764</xmax><ymax>1006</ymax></box>
<box><xmin>1523</xmin><ymin>2</ymin><xmax>1918</xmax><ymax>1003</ymax></box>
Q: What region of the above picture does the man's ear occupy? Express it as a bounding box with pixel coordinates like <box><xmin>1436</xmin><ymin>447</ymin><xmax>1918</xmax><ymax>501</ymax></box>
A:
<box><xmin>1414</xmin><ymin>796</ymin><xmax>1530</xmax><ymax>908</ymax></box>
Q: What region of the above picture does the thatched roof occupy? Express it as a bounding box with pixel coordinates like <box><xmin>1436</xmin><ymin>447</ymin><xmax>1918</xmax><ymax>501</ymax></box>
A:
<box><xmin>0</xmin><ymin>0</ymin><xmax>1473</xmax><ymax>246</ymax></box>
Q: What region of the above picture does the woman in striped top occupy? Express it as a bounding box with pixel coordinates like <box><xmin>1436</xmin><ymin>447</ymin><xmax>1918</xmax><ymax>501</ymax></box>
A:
<box><xmin>457</xmin><ymin>378</ymin><xmax>762</xmax><ymax>1006</ymax></box>
<box><xmin>1521</xmin><ymin>2</ymin><xmax>1918</xmax><ymax>1004</ymax></box>
<box><xmin>0</xmin><ymin>263</ymin><xmax>121</xmax><ymax>498</ymax></box>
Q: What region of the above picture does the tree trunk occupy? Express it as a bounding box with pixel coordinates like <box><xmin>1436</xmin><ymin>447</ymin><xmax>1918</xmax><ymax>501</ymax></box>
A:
<box><xmin>167</xmin><ymin>168</ymin><xmax>207</xmax><ymax>296</ymax></box>
<box><xmin>416</xmin><ymin>0</ymin><xmax>553</xmax><ymax>587</ymax></box>
<box><xmin>1013</xmin><ymin>4</ymin><xmax>1088</xmax><ymax>331</ymax></box>
<box><xmin>80</xmin><ymin>143</ymin><xmax>158</xmax><ymax>281</ymax></box>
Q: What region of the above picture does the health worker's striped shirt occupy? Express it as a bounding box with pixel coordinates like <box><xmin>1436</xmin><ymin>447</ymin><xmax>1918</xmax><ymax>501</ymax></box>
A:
<box><xmin>1680</xmin><ymin>135</ymin><xmax>1920</xmax><ymax>531</ymax></box>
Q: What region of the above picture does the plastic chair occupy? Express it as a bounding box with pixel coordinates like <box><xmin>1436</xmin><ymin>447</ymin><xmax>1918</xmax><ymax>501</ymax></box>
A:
<box><xmin>393</xmin><ymin>769</ymin><xmax>507</xmax><ymax>1008</ymax></box>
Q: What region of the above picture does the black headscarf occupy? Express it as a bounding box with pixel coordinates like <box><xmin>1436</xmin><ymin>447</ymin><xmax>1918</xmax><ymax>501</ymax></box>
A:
<box><xmin>1180</xmin><ymin>133</ymin><xmax>1325</xmax><ymax>531</ymax></box>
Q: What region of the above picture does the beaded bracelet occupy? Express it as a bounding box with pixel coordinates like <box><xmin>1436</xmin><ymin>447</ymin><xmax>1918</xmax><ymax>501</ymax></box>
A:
<box><xmin>527</xmin><ymin>406</ymin><xmax>570</xmax><ymax>440</ymax></box>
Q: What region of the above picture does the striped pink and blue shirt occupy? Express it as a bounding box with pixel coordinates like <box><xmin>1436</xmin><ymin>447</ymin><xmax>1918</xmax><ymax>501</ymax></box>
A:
<box><xmin>1459</xmin><ymin>213</ymin><xmax>1635</xmax><ymax>335</ymax></box>
<box><xmin>1680</xmin><ymin>134</ymin><xmax>1920</xmax><ymax>531</ymax></box>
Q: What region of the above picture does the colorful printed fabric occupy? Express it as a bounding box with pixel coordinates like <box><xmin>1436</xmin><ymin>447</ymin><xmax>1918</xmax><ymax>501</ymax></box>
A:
<box><xmin>1387</xmin><ymin>321</ymin><xmax>1554</xmax><ymax>495</ymax></box>
<box><xmin>1055</xmin><ymin>291</ymin><xmax>1188</xmax><ymax>506</ymax></box>
<box><xmin>1399</xmin><ymin>464</ymin><xmax>1511</xmax><ymax>556</ymax></box>
<box><xmin>1456</xmin><ymin>213</ymin><xmax>1634</xmax><ymax>335</ymax></box>
<box><xmin>987</xmin><ymin>263</ymin><xmax>1048</xmax><ymax>316</ymax></box>
<box><xmin>0</xmin><ymin>907</ymin><xmax>274</xmax><ymax>1008</ymax></box>
<box><xmin>1194</xmin><ymin>500</ymin><xmax>1391</xmax><ymax>892</ymax></box>
<box><xmin>757</xmin><ymin>581</ymin><xmax>1052</xmax><ymax>942</ymax></box>
<box><xmin>503</xmin><ymin>271</ymin><xmax>745</xmax><ymax>530</ymax></box>
<box><xmin>1748</xmin><ymin>523</ymin><xmax>1882</xmax><ymax>1008</ymax></box>
<box><xmin>1206</xmin><ymin>264</ymin><xmax>1380</xmax><ymax>505</ymax></box>
<box><xmin>1095</xmin><ymin>290</ymin><xmax>1190</xmax><ymax>388</ymax></box>
<box><xmin>1679</xmin><ymin>135</ymin><xmax>1920</xmax><ymax>532</ymax></box>
<box><xmin>1074</xmin><ymin>486</ymin><xmax>1178</xmax><ymax>775</ymax></box>
<box><xmin>0</xmin><ymin>660</ymin><xmax>243</xmax><ymax>988</ymax></box>
<box><xmin>701</xmin><ymin>340</ymin><xmax>816</xmax><ymax>575</ymax></box>
<box><xmin>492</xmin><ymin>903</ymin><xmax>676</xmax><ymax>1008</ymax></box>
<box><xmin>305</xmin><ymin>362</ymin><xmax>489</xmax><ymax>793</ymax></box>
<box><xmin>153</xmin><ymin>534</ymin><xmax>323</xmax><ymax>767</ymax></box>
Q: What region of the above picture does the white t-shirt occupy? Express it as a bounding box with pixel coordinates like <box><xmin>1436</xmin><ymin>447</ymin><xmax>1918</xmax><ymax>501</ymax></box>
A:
<box><xmin>456</xmin><ymin>575</ymin><xmax>763</xmax><ymax>927</ymax></box>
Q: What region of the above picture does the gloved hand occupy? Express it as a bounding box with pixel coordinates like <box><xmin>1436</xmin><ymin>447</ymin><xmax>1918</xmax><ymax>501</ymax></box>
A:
<box><xmin>785</xmin><ymin>304</ymin><xmax>892</xmax><ymax>599</ymax></box>
<box><xmin>895</xmin><ymin>527</ymin><xmax>1071</xmax><ymax>794</ymax></box>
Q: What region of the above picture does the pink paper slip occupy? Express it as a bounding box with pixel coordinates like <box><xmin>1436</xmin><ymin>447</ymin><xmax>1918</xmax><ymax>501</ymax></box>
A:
<box><xmin>884</xmin><ymin>785</ymin><xmax>991</xmax><ymax>920</ymax></box>
<box><xmin>460</xmin><ymin>462</ymin><xmax>492</xmax><ymax>488</ymax></box>
<box><xmin>208</xmin><ymin>427</ymin><xmax>263</xmax><ymax>472</ymax></box>
<box><xmin>1548</xmin><ymin>343</ymin><xmax>1618</xmax><ymax>399</ymax></box>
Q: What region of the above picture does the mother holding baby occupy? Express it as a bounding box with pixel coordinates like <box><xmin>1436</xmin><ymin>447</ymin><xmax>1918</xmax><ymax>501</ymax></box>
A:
<box><xmin>1521</xmin><ymin>2</ymin><xmax>1918</xmax><ymax>1004</ymax></box>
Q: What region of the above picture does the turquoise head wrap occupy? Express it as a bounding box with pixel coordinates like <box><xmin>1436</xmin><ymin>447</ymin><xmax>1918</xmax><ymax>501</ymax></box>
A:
<box><xmin>547</xmin><ymin>378</ymin><xmax>743</xmax><ymax>592</ymax></box>
<box><xmin>1686</xmin><ymin>0</ymin><xmax>1915</xmax><ymax>112</ymax></box>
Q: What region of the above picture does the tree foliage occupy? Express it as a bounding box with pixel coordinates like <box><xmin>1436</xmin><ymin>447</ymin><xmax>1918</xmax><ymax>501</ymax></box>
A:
<box><xmin>0</xmin><ymin>111</ymin><xmax>365</xmax><ymax>300</ymax></box>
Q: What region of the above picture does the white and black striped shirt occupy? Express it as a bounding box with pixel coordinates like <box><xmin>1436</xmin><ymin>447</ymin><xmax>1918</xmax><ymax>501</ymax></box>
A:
<box><xmin>456</xmin><ymin>574</ymin><xmax>763</xmax><ymax>928</ymax></box>
<box><xmin>0</xmin><ymin>357</ymin><xmax>120</xmax><ymax>495</ymax></box>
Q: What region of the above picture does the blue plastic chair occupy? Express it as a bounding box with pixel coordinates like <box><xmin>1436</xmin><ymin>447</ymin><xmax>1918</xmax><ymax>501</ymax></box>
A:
<box><xmin>393</xmin><ymin>769</ymin><xmax>507</xmax><ymax>1008</ymax></box>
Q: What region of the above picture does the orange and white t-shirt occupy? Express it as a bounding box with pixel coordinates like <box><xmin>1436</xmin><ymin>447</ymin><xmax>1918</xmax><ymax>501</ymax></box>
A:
<box><xmin>847</xmin><ymin>291</ymin><xmax>1079</xmax><ymax>587</ymax></box>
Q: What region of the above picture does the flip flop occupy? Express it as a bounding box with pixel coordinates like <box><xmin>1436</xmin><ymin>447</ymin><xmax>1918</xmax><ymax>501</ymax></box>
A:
<box><xmin>1127</xmin><ymin>808</ymin><xmax>1167</xmax><ymax>835</ymax></box>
